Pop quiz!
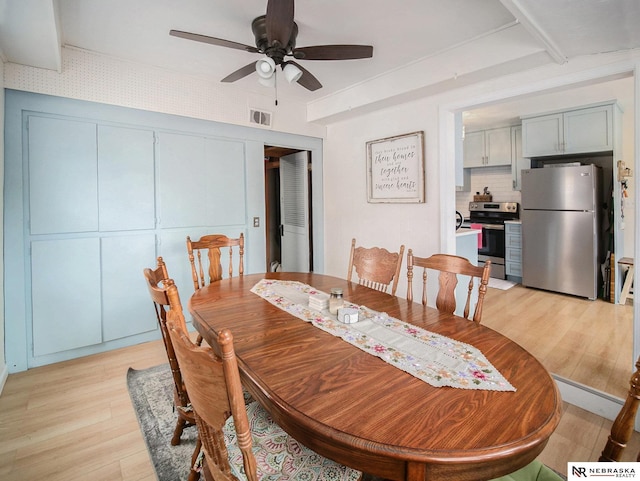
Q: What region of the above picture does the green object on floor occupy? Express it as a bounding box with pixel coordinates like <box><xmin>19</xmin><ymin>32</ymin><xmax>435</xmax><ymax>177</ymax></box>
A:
<box><xmin>491</xmin><ymin>460</ymin><xmax>566</xmax><ymax>481</ymax></box>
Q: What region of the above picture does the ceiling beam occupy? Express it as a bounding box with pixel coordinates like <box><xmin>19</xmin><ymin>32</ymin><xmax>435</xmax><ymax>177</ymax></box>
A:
<box><xmin>0</xmin><ymin>0</ymin><xmax>62</xmax><ymax>72</ymax></box>
<box><xmin>499</xmin><ymin>0</ymin><xmax>567</xmax><ymax>64</ymax></box>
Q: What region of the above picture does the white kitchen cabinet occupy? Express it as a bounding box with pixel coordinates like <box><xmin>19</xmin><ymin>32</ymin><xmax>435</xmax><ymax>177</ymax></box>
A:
<box><xmin>463</xmin><ymin>127</ymin><xmax>511</xmax><ymax>168</ymax></box>
<box><xmin>510</xmin><ymin>125</ymin><xmax>530</xmax><ymax>191</ymax></box>
<box><xmin>521</xmin><ymin>103</ymin><xmax>616</xmax><ymax>157</ymax></box>
<box><xmin>505</xmin><ymin>221</ymin><xmax>522</xmax><ymax>282</ymax></box>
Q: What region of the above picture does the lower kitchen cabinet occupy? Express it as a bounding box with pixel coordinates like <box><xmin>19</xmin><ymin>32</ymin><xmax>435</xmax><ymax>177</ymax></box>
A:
<box><xmin>505</xmin><ymin>221</ymin><xmax>522</xmax><ymax>282</ymax></box>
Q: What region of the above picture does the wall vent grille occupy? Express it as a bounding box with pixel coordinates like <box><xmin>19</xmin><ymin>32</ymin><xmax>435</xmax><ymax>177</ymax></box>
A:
<box><xmin>249</xmin><ymin>109</ymin><xmax>272</xmax><ymax>127</ymax></box>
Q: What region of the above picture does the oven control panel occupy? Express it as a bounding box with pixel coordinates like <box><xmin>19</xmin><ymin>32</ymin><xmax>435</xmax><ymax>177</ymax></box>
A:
<box><xmin>468</xmin><ymin>202</ymin><xmax>520</xmax><ymax>225</ymax></box>
<box><xmin>469</xmin><ymin>202</ymin><xmax>519</xmax><ymax>213</ymax></box>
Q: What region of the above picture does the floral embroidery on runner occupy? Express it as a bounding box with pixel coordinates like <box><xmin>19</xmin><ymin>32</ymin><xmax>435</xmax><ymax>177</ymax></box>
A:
<box><xmin>251</xmin><ymin>279</ymin><xmax>515</xmax><ymax>392</ymax></box>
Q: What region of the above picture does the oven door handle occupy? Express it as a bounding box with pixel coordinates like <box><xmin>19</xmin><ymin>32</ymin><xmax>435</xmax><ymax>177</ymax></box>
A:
<box><xmin>478</xmin><ymin>224</ymin><xmax>505</xmax><ymax>230</ymax></box>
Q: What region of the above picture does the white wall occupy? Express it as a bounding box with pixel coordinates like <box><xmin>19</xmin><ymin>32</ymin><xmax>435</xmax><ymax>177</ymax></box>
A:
<box><xmin>323</xmin><ymin>97</ymin><xmax>442</xmax><ymax>299</ymax></box>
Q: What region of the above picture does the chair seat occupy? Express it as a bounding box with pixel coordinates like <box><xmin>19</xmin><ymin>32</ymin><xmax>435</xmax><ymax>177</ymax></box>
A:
<box><xmin>223</xmin><ymin>401</ymin><xmax>361</xmax><ymax>481</ymax></box>
<box><xmin>491</xmin><ymin>460</ymin><xmax>566</xmax><ymax>481</ymax></box>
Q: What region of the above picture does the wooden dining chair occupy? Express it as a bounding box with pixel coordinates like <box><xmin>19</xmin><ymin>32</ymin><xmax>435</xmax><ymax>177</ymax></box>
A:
<box><xmin>347</xmin><ymin>238</ymin><xmax>405</xmax><ymax>296</ymax></box>
<box><xmin>187</xmin><ymin>233</ymin><xmax>244</xmax><ymax>346</ymax></box>
<box><xmin>406</xmin><ymin>251</ymin><xmax>491</xmax><ymax>324</ymax></box>
<box><xmin>163</xmin><ymin>280</ymin><xmax>363</xmax><ymax>481</ymax></box>
<box><xmin>143</xmin><ymin>258</ymin><xmax>201</xmax><ymax>481</ymax></box>
<box><xmin>599</xmin><ymin>355</ymin><xmax>640</xmax><ymax>462</ymax></box>
<box><xmin>187</xmin><ymin>233</ymin><xmax>244</xmax><ymax>290</ymax></box>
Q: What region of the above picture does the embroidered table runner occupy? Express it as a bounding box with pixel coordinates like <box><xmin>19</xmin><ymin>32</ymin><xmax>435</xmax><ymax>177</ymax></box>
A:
<box><xmin>251</xmin><ymin>279</ymin><xmax>515</xmax><ymax>391</ymax></box>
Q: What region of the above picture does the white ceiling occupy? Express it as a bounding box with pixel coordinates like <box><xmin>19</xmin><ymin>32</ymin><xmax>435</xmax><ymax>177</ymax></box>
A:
<box><xmin>1</xmin><ymin>0</ymin><xmax>640</xmax><ymax>108</ymax></box>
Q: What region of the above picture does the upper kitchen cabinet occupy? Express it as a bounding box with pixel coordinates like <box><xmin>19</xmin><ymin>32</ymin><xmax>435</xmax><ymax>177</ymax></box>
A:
<box><xmin>511</xmin><ymin>125</ymin><xmax>530</xmax><ymax>191</ymax></box>
<box><xmin>521</xmin><ymin>102</ymin><xmax>619</xmax><ymax>157</ymax></box>
<box><xmin>463</xmin><ymin>126</ymin><xmax>512</xmax><ymax>168</ymax></box>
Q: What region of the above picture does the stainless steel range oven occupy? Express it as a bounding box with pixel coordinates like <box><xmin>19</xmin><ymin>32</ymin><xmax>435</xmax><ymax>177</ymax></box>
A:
<box><xmin>468</xmin><ymin>202</ymin><xmax>519</xmax><ymax>279</ymax></box>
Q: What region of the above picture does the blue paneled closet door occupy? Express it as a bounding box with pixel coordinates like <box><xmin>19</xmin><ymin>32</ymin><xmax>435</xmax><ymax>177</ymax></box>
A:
<box><xmin>27</xmin><ymin>115</ymin><xmax>159</xmax><ymax>359</ymax></box>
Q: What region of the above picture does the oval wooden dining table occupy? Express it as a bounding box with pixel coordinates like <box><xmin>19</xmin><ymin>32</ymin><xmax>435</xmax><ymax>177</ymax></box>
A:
<box><xmin>188</xmin><ymin>272</ymin><xmax>562</xmax><ymax>481</ymax></box>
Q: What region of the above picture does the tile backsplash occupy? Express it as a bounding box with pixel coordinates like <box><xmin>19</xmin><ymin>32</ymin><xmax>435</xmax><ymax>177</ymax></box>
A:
<box><xmin>455</xmin><ymin>165</ymin><xmax>521</xmax><ymax>217</ymax></box>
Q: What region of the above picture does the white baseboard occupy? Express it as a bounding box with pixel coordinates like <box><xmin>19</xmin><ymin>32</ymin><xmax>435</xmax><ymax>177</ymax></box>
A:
<box><xmin>553</xmin><ymin>374</ymin><xmax>625</xmax><ymax>422</ymax></box>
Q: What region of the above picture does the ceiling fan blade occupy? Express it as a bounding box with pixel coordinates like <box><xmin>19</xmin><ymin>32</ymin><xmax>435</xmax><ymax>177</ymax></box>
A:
<box><xmin>170</xmin><ymin>30</ymin><xmax>259</xmax><ymax>53</ymax></box>
<box><xmin>265</xmin><ymin>0</ymin><xmax>295</xmax><ymax>47</ymax></box>
<box><xmin>221</xmin><ymin>62</ymin><xmax>257</xmax><ymax>83</ymax></box>
<box><xmin>287</xmin><ymin>61</ymin><xmax>322</xmax><ymax>91</ymax></box>
<box><xmin>292</xmin><ymin>45</ymin><xmax>373</xmax><ymax>60</ymax></box>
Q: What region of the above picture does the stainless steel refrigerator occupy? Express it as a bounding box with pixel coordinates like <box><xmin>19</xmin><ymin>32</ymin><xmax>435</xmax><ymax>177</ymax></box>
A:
<box><xmin>521</xmin><ymin>164</ymin><xmax>602</xmax><ymax>300</ymax></box>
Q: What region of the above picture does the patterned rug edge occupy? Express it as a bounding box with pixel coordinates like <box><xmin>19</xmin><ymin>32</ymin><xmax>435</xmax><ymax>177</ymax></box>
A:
<box><xmin>126</xmin><ymin>364</ymin><xmax>197</xmax><ymax>481</ymax></box>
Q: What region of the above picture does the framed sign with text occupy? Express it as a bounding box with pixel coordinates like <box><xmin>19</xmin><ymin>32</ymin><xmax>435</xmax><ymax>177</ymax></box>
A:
<box><xmin>366</xmin><ymin>131</ymin><xmax>425</xmax><ymax>203</ymax></box>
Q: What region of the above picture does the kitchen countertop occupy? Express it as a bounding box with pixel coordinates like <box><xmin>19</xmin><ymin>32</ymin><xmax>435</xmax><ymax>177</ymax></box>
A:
<box><xmin>456</xmin><ymin>227</ymin><xmax>481</xmax><ymax>237</ymax></box>
<box><xmin>504</xmin><ymin>220</ymin><xmax>522</xmax><ymax>224</ymax></box>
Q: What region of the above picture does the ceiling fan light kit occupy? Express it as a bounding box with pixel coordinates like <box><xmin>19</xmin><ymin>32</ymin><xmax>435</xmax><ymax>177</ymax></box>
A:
<box><xmin>169</xmin><ymin>0</ymin><xmax>373</xmax><ymax>92</ymax></box>
<box><xmin>256</xmin><ymin>57</ymin><xmax>276</xmax><ymax>78</ymax></box>
<box><xmin>283</xmin><ymin>63</ymin><xmax>302</xmax><ymax>83</ymax></box>
<box><xmin>258</xmin><ymin>74</ymin><xmax>276</xmax><ymax>88</ymax></box>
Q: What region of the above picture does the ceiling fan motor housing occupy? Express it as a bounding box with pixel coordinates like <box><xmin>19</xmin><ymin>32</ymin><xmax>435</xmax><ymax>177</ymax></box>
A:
<box><xmin>251</xmin><ymin>15</ymin><xmax>298</xmax><ymax>64</ymax></box>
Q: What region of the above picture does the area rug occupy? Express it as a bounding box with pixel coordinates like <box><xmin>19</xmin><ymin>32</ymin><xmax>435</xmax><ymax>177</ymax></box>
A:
<box><xmin>127</xmin><ymin>364</ymin><xmax>197</xmax><ymax>481</ymax></box>
<box><xmin>488</xmin><ymin>278</ymin><xmax>517</xmax><ymax>290</ymax></box>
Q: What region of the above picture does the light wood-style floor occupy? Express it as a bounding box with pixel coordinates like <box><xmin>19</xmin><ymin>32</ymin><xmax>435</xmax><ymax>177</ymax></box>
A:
<box><xmin>483</xmin><ymin>284</ymin><xmax>634</xmax><ymax>399</ymax></box>
<box><xmin>0</xmin><ymin>340</ymin><xmax>168</xmax><ymax>481</ymax></box>
<box><xmin>0</xmin><ymin>286</ymin><xmax>638</xmax><ymax>480</ymax></box>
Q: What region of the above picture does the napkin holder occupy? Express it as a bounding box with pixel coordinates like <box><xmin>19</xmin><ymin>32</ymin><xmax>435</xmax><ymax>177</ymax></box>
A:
<box><xmin>337</xmin><ymin>307</ymin><xmax>359</xmax><ymax>324</ymax></box>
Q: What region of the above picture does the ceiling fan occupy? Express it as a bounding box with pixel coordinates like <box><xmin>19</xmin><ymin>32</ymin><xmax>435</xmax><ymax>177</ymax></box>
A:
<box><xmin>169</xmin><ymin>0</ymin><xmax>373</xmax><ymax>91</ymax></box>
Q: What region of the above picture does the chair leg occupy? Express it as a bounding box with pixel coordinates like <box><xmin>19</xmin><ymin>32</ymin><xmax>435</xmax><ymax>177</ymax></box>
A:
<box><xmin>195</xmin><ymin>334</ymin><xmax>204</xmax><ymax>346</ymax></box>
<box><xmin>188</xmin><ymin>436</ymin><xmax>202</xmax><ymax>481</ymax></box>
<box><xmin>172</xmin><ymin>417</ymin><xmax>187</xmax><ymax>446</ymax></box>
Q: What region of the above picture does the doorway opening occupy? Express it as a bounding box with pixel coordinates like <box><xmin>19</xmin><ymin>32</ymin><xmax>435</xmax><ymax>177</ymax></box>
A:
<box><xmin>264</xmin><ymin>145</ymin><xmax>313</xmax><ymax>273</ymax></box>
<box><xmin>443</xmin><ymin>68</ymin><xmax>638</xmax><ymax>420</ymax></box>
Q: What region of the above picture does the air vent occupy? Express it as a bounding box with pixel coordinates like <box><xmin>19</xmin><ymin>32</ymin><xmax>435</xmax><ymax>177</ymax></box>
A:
<box><xmin>249</xmin><ymin>109</ymin><xmax>272</xmax><ymax>127</ymax></box>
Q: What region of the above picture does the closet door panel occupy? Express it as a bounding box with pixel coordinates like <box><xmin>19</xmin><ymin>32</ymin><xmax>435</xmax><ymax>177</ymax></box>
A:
<box><xmin>205</xmin><ymin>138</ymin><xmax>246</xmax><ymax>225</ymax></box>
<box><xmin>157</xmin><ymin>133</ymin><xmax>246</xmax><ymax>228</ymax></box>
<box><xmin>102</xmin><ymin>235</ymin><xmax>158</xmax><ymax>341</ymax></box>
<box><xmin>98</xmin><ymin>126</ymin><xmax>156</xmax><ymax>231</ymax></box>
<box><xmin>31</xmin><ymin>238</ymin><xmax>102</xmax><ymax>357</ymax></box>
<box><xmin>28</xmin><ymin>116</ymin><xmax>98</xmax><ymax>235</ymax></box>
<box><xmin>157</xmin><ymin>132</ymin><xmax>206</xmax><ymax>228</ymax></box>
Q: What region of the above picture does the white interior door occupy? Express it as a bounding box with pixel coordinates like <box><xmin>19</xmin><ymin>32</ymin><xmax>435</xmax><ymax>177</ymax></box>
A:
<box><xmin>280</xmin><ymin>152</ymin><xmax>310</xmax><ymax>272</ymax></box>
